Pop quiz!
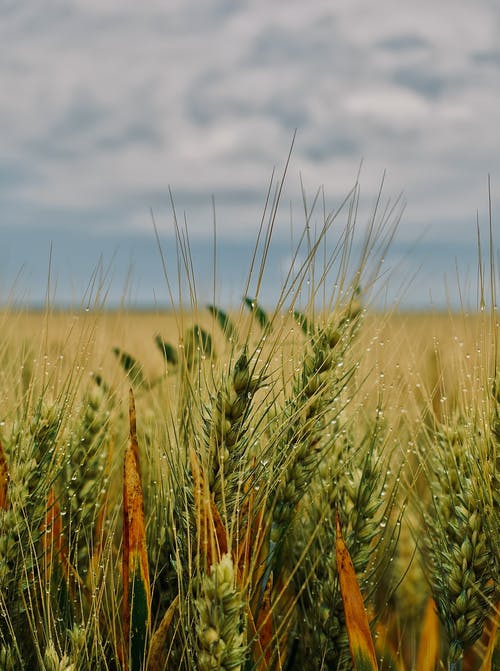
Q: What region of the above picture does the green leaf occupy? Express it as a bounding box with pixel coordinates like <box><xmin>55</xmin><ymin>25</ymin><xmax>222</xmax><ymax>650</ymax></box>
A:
<box><xmin>113</xmin><ymin>347</ymin><xmax>147</xmax><ymax>388</ymax></box>
<box><xmin>207</xmin><ymin>304</ymin><xmax>238</xmax><ymax>342</ymax></box>
<box><xmin>154</xmin><ymin>334</ymin><xmax>178</xmax><ymax>365</ymax></box>
<box><xmin>244</xmin><ymin>297</ymin><xmax>269</xmax><ymax>331</ymax></box>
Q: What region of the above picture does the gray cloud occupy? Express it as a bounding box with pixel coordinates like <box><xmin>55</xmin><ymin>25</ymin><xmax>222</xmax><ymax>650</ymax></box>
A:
<box><xmin>392</xmin><ymin>68</ymin><xmax>449</xmax><ymax>99</ymax></box>
<box><xmin>377</xmin><ymin>34</ymin><xmax>430</xmax><ymax>53</ymax></box>
<box><xmin>472</xmin><ymin>48</ymin><xmax>500</xmax><ymax>66</ymax></box>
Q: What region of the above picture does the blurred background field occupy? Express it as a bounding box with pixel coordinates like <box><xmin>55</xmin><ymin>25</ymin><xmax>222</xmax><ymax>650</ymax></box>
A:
<box><xmin>1</xmin><ymin>306</ymin><xmax>494</xmax><ymax>419</ymax></box>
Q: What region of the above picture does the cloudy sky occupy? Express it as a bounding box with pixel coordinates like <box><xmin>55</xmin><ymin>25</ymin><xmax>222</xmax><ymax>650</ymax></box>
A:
<box><xmin>1</xmin><ymin>0</ymin><xmax>499</xmax><ymax>308</ymax></box>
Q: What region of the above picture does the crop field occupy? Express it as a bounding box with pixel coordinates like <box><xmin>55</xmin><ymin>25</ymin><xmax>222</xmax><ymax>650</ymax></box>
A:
<box><xmin>0</xmin><ymin>211</ymin><xmax>498</xmax><ymax>670</ymax></box>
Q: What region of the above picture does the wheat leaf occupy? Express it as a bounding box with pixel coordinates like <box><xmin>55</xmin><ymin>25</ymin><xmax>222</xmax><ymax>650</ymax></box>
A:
<box><xmin>154</xmin><ymin>334</ymin><xmax>178</xmax><ymax>365</ymax></box>
<box><xmin>123</xmin><ymin>389</ymin><xmax>151</xmax><ymax>671</ymax></box>
<box><xmin>147</xmin><ymin>595</ymin><xmax>180</xmax><ymax>671</ymax></box>
<box><xmin>336</xmin><ymin>512</ymin><xmax>378</xmax><ymax>671</ymax></box>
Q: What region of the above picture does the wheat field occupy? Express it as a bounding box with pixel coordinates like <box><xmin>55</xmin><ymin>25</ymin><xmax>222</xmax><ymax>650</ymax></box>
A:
<box><xmin>0</xmin><ymin>188</ymin><xmax>498</xmax><ymax>670</ymax></box>
<box><xmin>0</xmin><ymin>300</ymin><xmax>497</xmax><ymax>671</ymax></box>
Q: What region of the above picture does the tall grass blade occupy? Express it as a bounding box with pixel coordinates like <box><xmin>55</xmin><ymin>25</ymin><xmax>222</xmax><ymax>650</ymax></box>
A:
<box><xmin>336</xmin><ymin>512</ymin><xmax>378</xmax><ymax>671</ymax></box>
<box><xmin>123</xmin><ymin>389</ymin><xmax>151</xmax><ymax>671</ymax></box>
